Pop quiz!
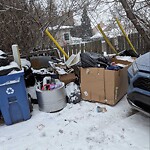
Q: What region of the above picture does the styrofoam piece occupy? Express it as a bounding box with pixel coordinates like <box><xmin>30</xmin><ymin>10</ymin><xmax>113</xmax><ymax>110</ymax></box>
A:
<box><xmin>12</xmin><ymin>44</ymin><xmax>22</xmax><ymax>69</ymax></box>
<box><xmin>65</xmin><ymin>52</ymin><xmax>81</xmax><ymax>67</ymax></box>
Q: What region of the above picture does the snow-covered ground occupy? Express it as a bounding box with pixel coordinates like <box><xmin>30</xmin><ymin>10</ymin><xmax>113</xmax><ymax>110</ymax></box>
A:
<box><xmin>0</xmin><ymin>96</ymin><xmax>149</xmax><ymax>150</ymax></box>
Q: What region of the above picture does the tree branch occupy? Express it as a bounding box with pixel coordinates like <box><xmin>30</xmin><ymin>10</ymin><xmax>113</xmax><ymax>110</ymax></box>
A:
<box><xmin>119</xmin><ymin>0</ymin><xmax>150</xmax><ymax>47</ymax></box>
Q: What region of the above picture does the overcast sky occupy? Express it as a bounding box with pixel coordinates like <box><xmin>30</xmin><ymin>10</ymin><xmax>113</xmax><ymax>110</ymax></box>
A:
<box><xmin>54</xmin><ymin>0</ymin><xmax>114</xmax><ymax>27</ymax></box>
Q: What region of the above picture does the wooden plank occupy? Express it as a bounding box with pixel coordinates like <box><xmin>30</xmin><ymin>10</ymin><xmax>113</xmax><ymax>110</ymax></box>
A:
<box><xmin>124</xmin><ymin>34</ymin><xmax>129</xmax><ymax>50</ymax></box>
<box><xmin>80</xmin><ymin>43</ymin><xmax>85</xmax><ymax>53</ymax></box>
<box><xmin>117</xmin><ymin>36</ymin><xmax>121</xmax><ymax>51</ymax></box>
<box><xmin>95</xmin><ymin>40</ymin><xmax>102</xmax><ymax>54</ymax></box>
<box><xmin>137</xmin><ymin>34</ymin><xmax>142</xmax><ymax>54</ymax></box>
<box><xmin>90</xmin><ymin>41</ymin><xmax>95</xmax><ymax>52</ymax></box>
<box><xmin>17</xmin><ymin>32</ymin><xmax>148</xmax><ymax>59</ymax></box>
<box><xmin>129</xmin><ymin>33</ymin><xmax>137</xmax><ymax>51</ymax></box>
<box><xmin>85</xmin><ymin>42</ymin><xmax>91</xmax><ymax>52</ymax></box>
<box><xmin>72</xmin><ymin>45</ymin><xmax>76</xmax><ymax>54</ymax></box>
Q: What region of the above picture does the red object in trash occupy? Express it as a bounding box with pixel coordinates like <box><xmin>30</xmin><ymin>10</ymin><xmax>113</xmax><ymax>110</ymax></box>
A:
<box><xmin>41</xmin><ymin>84</ymin><xmax>51</xmax><ymax>90</ymax></box>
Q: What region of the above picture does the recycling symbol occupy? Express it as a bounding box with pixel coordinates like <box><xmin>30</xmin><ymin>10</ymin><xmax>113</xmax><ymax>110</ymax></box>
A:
<box><xmin>6</xmin><ymin>87</ymin><xmax>14</xmax><ymax>95</ymax></box>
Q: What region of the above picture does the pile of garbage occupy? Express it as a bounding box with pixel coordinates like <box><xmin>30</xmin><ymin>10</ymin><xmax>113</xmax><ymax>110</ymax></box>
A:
<box><xmin>66</xmin><ymin>82</ymin><xmax>81</xmax><ymax>104</ymax></box>
<box><xmin>0</xmin><ymin>50</ymin><xmax>20</xmax><ymax>76</ymax></box>
<box><xmin>37</xmin><ymin>77</ymin><xmax>62</xmax><ymax>91</ymax></box>
<box><xmin>0</xmin><ymin>49</ymin><xmax>137</xmax><ymax>107</ymax></box>
<box><xmin>79</xmin><ymin>51</ymin><xmax>134</xmax><ymax>70</ymax></box>
<box><xmin>1</xmin><ymin>46</ymin><xmax>142</xmax><ymax>126</ymax></box>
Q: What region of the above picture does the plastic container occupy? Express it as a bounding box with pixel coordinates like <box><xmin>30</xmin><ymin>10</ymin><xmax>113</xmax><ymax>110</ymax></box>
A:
<box><xmin>0</xmin><ymin>71</ymin><xmax>30</xmax><ymax>125</ymax></box>
<box><xmin>36</xmin><ymin>82</ymin><xmax>67</xmax><ymax>113</ymax></box>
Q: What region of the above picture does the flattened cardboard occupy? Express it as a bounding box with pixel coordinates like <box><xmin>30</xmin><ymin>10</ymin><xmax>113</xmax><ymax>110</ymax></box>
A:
<box><xmin>104</xmin><ymin>67</ymin><xmax>128</xmax><ymax>105</ymax></box>
<box><xmin>111</xmin><ymin>58</ymin><xmax>132</xmax><ymax>65</ymax></box>
<box><xmin>81</xmin><ymin>68</ymin><xmax>105</xmax><ymax>102</ymax></box>
<box><xmin>59</xmin><ymin>73</ymin><xmax>76</xmax><ymax>85</ymax></box>
<box><xmin>104</xmin><ymin>70</ymin><xmax>115</xmax><ymax>105</ymax></box>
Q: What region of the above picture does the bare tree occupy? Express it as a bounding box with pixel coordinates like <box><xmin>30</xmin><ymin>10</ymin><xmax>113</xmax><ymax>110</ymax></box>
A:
<box><xmin>2</xmin><ymin>0</ymin><xmax>149</xmax><ymax>55</ymax></box>
<box><xmin>119</xmin><ymin>0</ymin><xmax>150</xmax><ymax>47</ymax></box>
<box><xmin>0</xmin><ymin>0</ymin><xmax>59</xmax><ymax>53</ymax></box>
<box><xmin>0</xmin><ymin>0</ymin><xmax>88</xmax><ymax>53</ymax></box>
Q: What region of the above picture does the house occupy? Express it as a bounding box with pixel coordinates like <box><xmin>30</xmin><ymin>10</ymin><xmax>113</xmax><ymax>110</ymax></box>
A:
<box><xmin>48</xmin><ymin>25</ymin><xmax>73</xmax><ymax>46</ymax></box>
<box><xmin>48</xmin><ymin>11</ymin><xmax>82</xmax><ymax>46</ymax></box>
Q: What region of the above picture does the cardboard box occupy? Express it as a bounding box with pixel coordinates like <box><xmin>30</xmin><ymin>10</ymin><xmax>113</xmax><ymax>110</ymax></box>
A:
<box><xmin>80</xmin><ymin>60</ymin><xmax>131</xmax><ymax>105</ymax></box>
<box><xmin>59</xmin><ymin>73</ymin><xmax>76</xmax><ymax>85</ymax></box>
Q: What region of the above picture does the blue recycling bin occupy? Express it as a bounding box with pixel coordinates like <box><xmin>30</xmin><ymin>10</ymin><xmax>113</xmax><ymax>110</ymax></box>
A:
<box><xmin>0</xmin><ymin>71</ymin><xmax>30</xmax><ymax>125</ymax></box>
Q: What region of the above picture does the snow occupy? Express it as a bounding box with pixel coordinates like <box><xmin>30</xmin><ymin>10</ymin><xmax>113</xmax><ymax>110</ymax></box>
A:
<box><xmin>0</xmin><ymin>96</ymin><xmax>149</xmax><ymax>150</ymax></box>
<box><xmin>49</xmin><ymin>25</ymin><xmax>73</xmax><ymax>31</ymax></box>
<box><xmin>32</xmin><ymin>68</ymin><xmax>52</xmax><ymax>75</ymax></box>
<box><xmin>116</xmin><ymin>63</ymin><xmax>128</xmax><ymax>68</ymax></box>
<box><xmin>0</xmin><ymin>53</ymin><xmax>149</xmax><ymax>149</ymax></box>
<box><xmin>70</xmin><ymin>36</ymin><xmax>82</xmax><ymax>45</ymax></box>
<box><xmin>0</xmin><ymin>50</ymin><xmax>5</xmax><ymax>56</ymax></box>
<box><xmin>0</xmin><ymin>56</ymin><xmax>6</xmax><ymax>59</ymax></box>
<box><xmin>65</xmin><ymin>82</ymin><xmax>80</xmax><ymax>103</ymax></box>
<box><xmin>55</xmin><ymin>67</ymin><xmax>67</xmax><ymax>75</ymax></box>
<box><xmin>27</xmin><ymin>86</ymin><xmax>37</xmax><ymax>99</ymax></box>
<box><xmin>66</xmin><ymin>82</ymin><xmax>80</xmax><ymax>97</ymax></box>
<box><xmin>105</xmin><ymin>28</ymin><xmax>122</xmax><ymax>38</ymax></box>
<box><xmin>21</xmin><ymin>59</ymin><xmax>31</xmax><ymax>68</ymax></box>
<box><xmin>116</xmin><ymin>56</ymin><xmax>135</xmax><ymax>62</ymax></box>
<box><xmin>91</xmin><ymin>32</ymin><xmax>102</xmax><ymax>39</ymax></box>
<box><xmin>71</xmin><ymin>37</ymin><xmax>82</xmax><ymax>41</ymax></box>
<box><xmin>0</xmin><ymin>61</ymin><xmax>19</xmax><ymax>71</ymax></box>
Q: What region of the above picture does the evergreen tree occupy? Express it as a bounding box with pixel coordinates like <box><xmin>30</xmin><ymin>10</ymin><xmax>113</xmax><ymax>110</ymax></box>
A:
<box><xmin>81</xmin><ymin>5</ymin><xmax>92</xmax><ymax>40</ymax></box>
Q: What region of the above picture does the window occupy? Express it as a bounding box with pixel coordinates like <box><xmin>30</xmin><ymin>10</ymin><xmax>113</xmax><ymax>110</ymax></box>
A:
<box><xmin>64</xmin><ymin>33</ymin><xmax>70</xmax><ymax>41</ymax></box>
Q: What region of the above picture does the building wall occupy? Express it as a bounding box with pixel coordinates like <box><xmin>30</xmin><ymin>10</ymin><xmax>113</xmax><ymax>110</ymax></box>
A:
<box><xmin>55</xmin><ymin>28</ymin><xmax>71</xmax><ymax>46</ymax></box>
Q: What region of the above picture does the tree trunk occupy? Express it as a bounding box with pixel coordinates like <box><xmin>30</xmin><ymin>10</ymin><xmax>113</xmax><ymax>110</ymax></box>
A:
<box><xmin>119</xmin><ymin>0</ymin><xmax>150</xmax><ymax>48</ymax></box>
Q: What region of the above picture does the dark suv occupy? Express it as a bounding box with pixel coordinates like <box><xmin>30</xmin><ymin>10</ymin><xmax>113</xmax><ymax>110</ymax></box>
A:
<box><xmin>127</xmin><ymin>52</ymin><xmax>150</xmax><ymax>116</ymax></box>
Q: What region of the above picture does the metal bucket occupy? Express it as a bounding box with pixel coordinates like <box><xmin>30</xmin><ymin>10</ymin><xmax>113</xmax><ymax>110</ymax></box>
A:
<box><xmin>36</xmin><ymin>82</ymin><xmax>67</xmax><ymax>113</ymax></box>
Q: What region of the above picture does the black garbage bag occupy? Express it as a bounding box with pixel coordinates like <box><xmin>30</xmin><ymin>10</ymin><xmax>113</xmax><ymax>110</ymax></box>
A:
<box><xmin>119</xmin><ymin>49</ymin><xmax>139</xmax><ymax>57</ymax></box>
<box><xmin>0</xmin><ymin>50</ymin><xmax>10</xmax><ymax>67</ymax></box>
<box><xmin>0</xmin><ymin>58</ymin><xmax>10</xmax><ymax>67</ymax></box>
<box><xmin>24</xmin><ymin>67</ymin><xmax>36</xmax><ymax>87</ymax></box>
<box><xmin>0</xmin><ymin>50</ymin><xmax>8</xmax><ymax>57</ymax></box>
<box><xmin>0</xmin><ymin>50</ymin><xmax>20</xmax><ymax>76</ymax></box>
<box><xmin>80</xmin><ymin>52</ymin><xmax>110</xmax><ymax>68</ymax></box>
<box><xmin>0</xmin><ymin>67</ymin><xmax>20</xmax><ymax>76</ymax></box>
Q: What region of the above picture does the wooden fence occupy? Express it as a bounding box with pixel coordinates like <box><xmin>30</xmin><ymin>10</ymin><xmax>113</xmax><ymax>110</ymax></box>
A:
<box><xmin>62</xmin><ymin>33</ymin><xmax>148</xmax><ymax>57</ymax></box>
<box><xmin>15</xmin><ymin>32</ymin><xmax>148</xmax><ymax>58</ymax></box>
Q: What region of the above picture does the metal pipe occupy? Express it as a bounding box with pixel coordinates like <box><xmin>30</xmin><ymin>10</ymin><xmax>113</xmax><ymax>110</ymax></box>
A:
<box><xmin>45</xmin><ymin>28</ymin><xmax>69</xmax><ymax>59</ymax></box>
<box><xmin>97</xmin><ymin>24</ymin><xmax>118</xmax><ymax>55</ymax></box>
<box><xmin>115</xmin><ymin>18</ymin><xmax>137</xmax><ymax>54</ymax></box>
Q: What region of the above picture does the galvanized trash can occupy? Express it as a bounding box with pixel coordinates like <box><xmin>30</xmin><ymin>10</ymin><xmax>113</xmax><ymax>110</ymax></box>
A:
<box><xmin>36</xmin><ymin>82</ymin><xmax>67</xmax><ymax>113</ymax></box>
